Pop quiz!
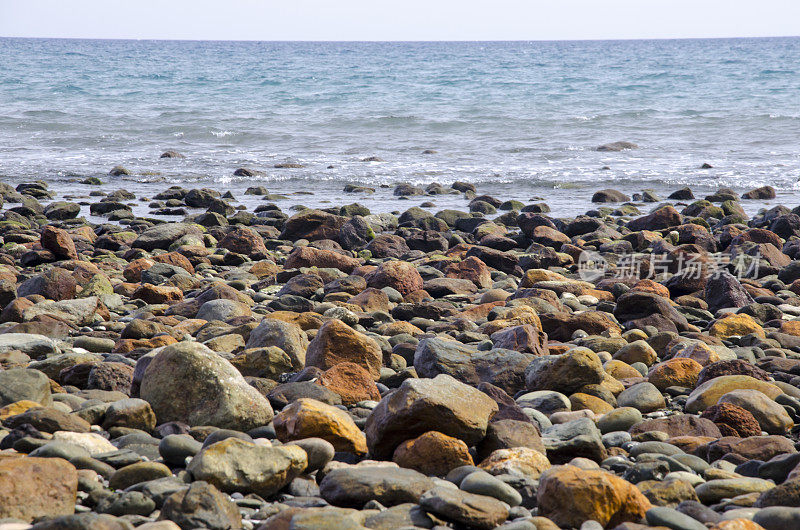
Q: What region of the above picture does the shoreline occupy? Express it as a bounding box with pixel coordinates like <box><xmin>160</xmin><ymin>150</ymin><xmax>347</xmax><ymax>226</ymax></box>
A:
<box><xmin>1</xmin><ymin>177</ymin><xmax>800</xmax><ymax>528</ymax></box>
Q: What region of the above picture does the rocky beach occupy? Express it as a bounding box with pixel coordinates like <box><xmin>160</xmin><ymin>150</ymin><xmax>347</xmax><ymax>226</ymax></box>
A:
<box><xmin>2</xmin><ymin>172</ymin><xmax>800</xmax><ymax>530</ymax></box>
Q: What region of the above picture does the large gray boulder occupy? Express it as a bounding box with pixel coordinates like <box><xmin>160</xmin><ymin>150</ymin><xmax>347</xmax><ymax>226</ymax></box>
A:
<box><xmin>245</xmin><ymin>318</ymin><xmax>308</xmax><ymax>371</ymax></box>
<box><xmin>22</xmin><ymin>297</ymin><xmax>102</xmax><ymax>327</ymax></box>
<box><xmin>0</xmin><ymin>368</ymin><xmax>53</xmax><ymax>407</ymax></box>
<box><xmin>140</xmin><ymin>342</ymin><xmax>274</xmax><ymax>431</ymax></box>
<box><xmin>0</xmin><ymin>333</ymin><xmax>59</xmax><ymax>357</ymax></box>
<box><xmin>365</xmin><ymin>374</ymin><xmax>498</xmax><ymax>459</ymax></box>
<box><xmin>320</xmin><ymin>466</ymin><xmax>435</xmax><ymax>508</ymax></box>
<box><xmin>187</xmin><ymin>438</ymin><xmax>307</xmax><ymax>498</ymax></box>
<box><xmin>132</xmin><ymin>223</ymin><xmax>203</xmax><ymax>252</ymax></box>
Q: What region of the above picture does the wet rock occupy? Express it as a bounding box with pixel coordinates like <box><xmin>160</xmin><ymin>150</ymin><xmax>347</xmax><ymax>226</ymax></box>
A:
<box><xmin>592</xmin><ymin>189</ymin><xmax>631</xmax><ymax>202</ymax></box>
<box><xmin>281</xmin><ymin>209</ymin><xmax>347</xmax><ymax>241</ymax></box>
<box><xmin>597</xmin><ymin>141</ymin><xmax>638</xmax><ymax>152</ymax></box>
<box><xmin>628</xmin><ymin>205</ymin><xmax>682</xmax><ymax>231</ymax></box>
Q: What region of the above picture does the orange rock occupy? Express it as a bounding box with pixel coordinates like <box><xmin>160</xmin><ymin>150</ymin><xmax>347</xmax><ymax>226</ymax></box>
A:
<box><xmin>585</xmin><ymin>288</ymin><xmax>615</xmax><ymax>302</ymax></box>
<box><xmin>547</xmin><ymin>343</ymin><xmax>572</xmax><ymax>355</ymax></box>
<box><xmin>284</xmin><ymin>246</ymin><xmax>360</xmax><ymax>273</ymax></box>
<box><xmin>317</xmin><ymin>362</ymin><xmax>381</xmax><ymax>405</ymax></box>
<box><xmin>444</xmin><ymin>242</ymin><xmax>471</xmax><ymax>259</ymax></box>
<box><xmin>520</xmin><ymin>269</ymin><xmax>569</xmax><ymax>287</ymax></box>
<box><xmin>0</xmin><ymin>457</ymin><xmax>78</xmax><ymax>522</ymax></box>
<box><xmin>570</xmin><ymin>393</ymin><xmax>614</xmax><ymax>415</ymax></box>
<box><xmin>112</xmin><ymin>335</ymin><xmax>178</xmax><ymax>354</ymax></box>
<box><xmin>781</xmin><ymin>320</ymin><xmax>800</xmax><ymax>337</ymax></box>
<box><xmin>0</xmin><ymin>400</ymin><xmax>41</xmax><ymax>421</ymax></box>
<box><xmin>347</xmin><ymin>288</ymin><xmax>390</xmax><ymax>312</ymax></box>
<box><xmin>265</xmin><ymin>311</ymin><xmax>324</xmax><ymax>330</ymax></box>
<box><xmin>604</xmin><ymin>360</ymin><xmax>643</xmax><ymax>380</ymax></box>
<box><xmin>365</xmin><ymin>260</ymin><xmax>423</xmax><ymax>296</ymax></box>
<box><xmin>273</xmin><ymin>398</ymin><xmax>367</xmax><ymax>454</ymax></box>
<box><xmin>218</xmin><ymin>227</ymin><xmax>268</xmax><ymax>257</ymax></box>
<box><xmin>666</xmin><ymin>436</ymin><xmax>717</xmax><ymax>454</ymax></box>
<box><xmin>708</xmin><ymin>313</ymin><xmax>765</xmax><ymax>339</ymax></box>
<box><xmin>445</xmin><ymin>256</ymin><xmax>492</xmax><ymax>289</ymax></box>
<box><xmin>537</xmin><ymin>465</ymin><xmax>651</xmax><ymax>528</ymax></box>
<box><xmin>70</xmin><ymin>225</ymin><xmax>97</xmax><ymax>243</ymax></box>
<box><xmin>479</xmin><ymin>447</ymin><xmax>551</xmax><ymax>479</ymax></box>
<box><xmin>377</xmin><ymin>321</ymin><xmax>424</xmax><ymax>337</ymax></box>
<box><xmin>250</xmin><ymin>260</ymin><xmax>281</xmax><ymax>279</ymax></box>
<box><xmin>170</xmin><ymin>318</ymin><xmax>207</xmax><ymax>338</ymax></box>
<box><xmin>648</xmin><ymin>358</ymin><xmax>703</xmax><ymax>391</ymax></box>
<box><xmin>71</xmin><ymin>262</ymin><xmax>103</xmax><ymax>284</ymax></box>
<box><xmin>539</xmin><ymin>311</ymin><xmax>623</xmax><ymax>342</ymax></box>
<box><xmin>403</xmin><ymin>289</ymin><xmax>432</xmax><ymax>303</ymax></box>
<box><xmin>456</xmin><ymin>301</ymin><xmax>506</xmax><ymax>321</ymax></box>
<box><xmin>40</xmin><ymin>226</ymin><xmax>78</xmax><ymax>261</ymax></box>
<box><xmin>480</xmin><ymin>306</ymin><xmax>543</xmax><ymax>335</ymax></box>
<box><xmin>114</xmin><ymin>282</ymin><xmax>140</xmax><ymax>297</ymax></box>
<box><xmin>124</xmin><ymin>258</ymin><xmax>156</xmax><ymax>282</ymax></box>
<box><xmin>131</xmin><ymin>284</ymin><xmax>184</xmax><ymax>305</ymax></box>
<box><xmin>631</xmin><ymin>279</ymin><xmax>670</xmax><ymax>299</ymax></box>
<box><xmin>152</xmin><ymin>251</ymin><xmax>195</xmax><ymax>274</ymax></box>
<box><xmin>393</xmin><ymin>431</ymin><xmax>474</xmax><ymax>476</ymax></box>
<box><xmin>305</xmin><ymin>319</ymin><xmax>382</xmax><ymax>379</ymax></box>
<box><xmin>709</xmin><ymin>520</ymin><xmax>766</xmax><ymax>530</ymax></box>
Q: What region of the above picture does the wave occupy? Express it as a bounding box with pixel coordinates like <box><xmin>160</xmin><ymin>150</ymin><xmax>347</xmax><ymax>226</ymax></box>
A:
<box><xmin>22</xmin><ymin>109</ymin><xmax>70</xmax><ymax>117</ymax></box>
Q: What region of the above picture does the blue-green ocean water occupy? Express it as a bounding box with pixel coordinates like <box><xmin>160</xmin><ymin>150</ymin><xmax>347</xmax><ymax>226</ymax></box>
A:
<box><xmin>1</xmin><ymin>37</ymin><xmax>799</xmax><ymax>215</ymax></box>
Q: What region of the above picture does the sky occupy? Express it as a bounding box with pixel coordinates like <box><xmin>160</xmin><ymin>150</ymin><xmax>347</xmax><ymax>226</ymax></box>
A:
<box><xmin>1</xmin><ymin>0</ymin><xmax>800</xmax><ymax>41</ymax></box>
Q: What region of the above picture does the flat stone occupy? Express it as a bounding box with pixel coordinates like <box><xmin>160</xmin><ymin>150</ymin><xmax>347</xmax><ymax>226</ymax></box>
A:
<box><xmin>419</xmin><ymin>486</ymin><xmax>509</xmax><ymax>530</ymax></box>
<box><xmin>187</xmin><ymin>437</ymin><xmax>307</xmax><ymax>498</ymax></box>
<box><xmin>695</xmin><ymin>478</ymin><xmax>775</xmax><ymax>504</ymax></box>
<box><xmin>320</xmin><ymin>466</ymin><xmax>436</xmax><ymax>508</ymax></box>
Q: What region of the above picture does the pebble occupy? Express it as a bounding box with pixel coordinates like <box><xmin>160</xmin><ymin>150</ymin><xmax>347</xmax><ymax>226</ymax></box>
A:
<box><xmin>0</xmin><ymin>181</ymin><xmax>798</xmax><ymax>528</ymax></box>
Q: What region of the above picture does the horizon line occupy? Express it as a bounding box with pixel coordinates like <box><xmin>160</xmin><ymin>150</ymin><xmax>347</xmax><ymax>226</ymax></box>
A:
<box><xmin>1</xmin><ymin>34</ymin><xmax>799</xmax><ymax>44</ymax></box>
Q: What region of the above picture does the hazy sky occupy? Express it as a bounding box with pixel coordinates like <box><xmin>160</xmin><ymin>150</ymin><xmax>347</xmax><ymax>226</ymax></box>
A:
<box><xmin>2</xmin><ymin>0</ymin><xmax>800</xmax><ymax>41</ymax></box>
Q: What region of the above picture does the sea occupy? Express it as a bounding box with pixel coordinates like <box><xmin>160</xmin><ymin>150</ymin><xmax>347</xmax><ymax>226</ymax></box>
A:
<box><xmin>1</xmin><ymin>37</ymin><xmax>799</xmax><ymax>218</ymax></box>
